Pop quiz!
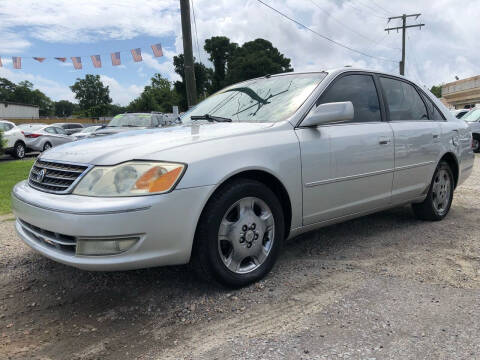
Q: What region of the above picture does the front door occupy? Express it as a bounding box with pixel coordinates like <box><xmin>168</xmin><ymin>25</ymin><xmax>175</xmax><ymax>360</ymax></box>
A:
<box><xmin>296</xmin><ymin>73</ymin><xmax>394</xmax><ymax>225</ymax></box>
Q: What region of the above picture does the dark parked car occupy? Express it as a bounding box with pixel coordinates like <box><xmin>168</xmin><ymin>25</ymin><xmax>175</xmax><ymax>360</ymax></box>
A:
<box><xmin>52</xmin><ymin>123</ymin><xmax>84</xmax><ymax>135</ymax></box>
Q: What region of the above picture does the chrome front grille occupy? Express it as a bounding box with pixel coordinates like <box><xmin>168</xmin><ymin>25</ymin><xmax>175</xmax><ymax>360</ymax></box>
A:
<box><xmin>19</xmin><ymin>219</ymin><xmax>76</xmax><ymax>254</ymax></box>
<box><xmin>29</xmin><ymin>160</ymin><xmax>89</xmax><ymax>194</ymax></box>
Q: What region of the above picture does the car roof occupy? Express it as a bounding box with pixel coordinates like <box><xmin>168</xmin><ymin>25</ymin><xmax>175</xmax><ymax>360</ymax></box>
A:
<box><xmin>0</xmin><ymin>120</ymin><xmax>15</xmax><ymax>125</ymax></box>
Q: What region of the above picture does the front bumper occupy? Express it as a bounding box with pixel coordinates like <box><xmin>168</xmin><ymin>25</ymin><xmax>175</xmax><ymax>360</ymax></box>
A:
<box><xmin>12</xmin><ymin>180</ymin><xmax>214</xmax><ymax>271</ymax></box>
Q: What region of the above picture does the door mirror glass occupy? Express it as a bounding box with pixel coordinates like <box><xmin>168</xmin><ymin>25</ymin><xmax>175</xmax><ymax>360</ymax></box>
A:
<box><xmin>301</xmin><ymin>101</ymin><xmax>354</xmax><ymax>127</ymax></box>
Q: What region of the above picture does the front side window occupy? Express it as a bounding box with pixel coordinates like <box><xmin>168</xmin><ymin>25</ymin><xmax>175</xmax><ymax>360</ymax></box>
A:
<box><xmin>181</xmin><ymin>73</ymin><xmax>327</xmax><ymax>124</ymax></box>
<box><xmin>380</xmin><ymin>77</ymin><xmax>428</xmax><ymax>121</ymax></box>
<box><xmin>317</xmin><ymin>74</ymin><xmax>381</xmax><ymax>123</ymax></box>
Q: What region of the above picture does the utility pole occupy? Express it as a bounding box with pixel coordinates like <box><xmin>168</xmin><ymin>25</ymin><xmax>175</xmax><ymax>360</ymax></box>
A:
<box><xmin>179</xmin><ymin>0</ymin><xmax>197</xmax><ymax>107</ymax></box>
<box><xmin>385</xmin><ymin>14</ymin><xmax>425</xmax><ymax>76</ymax></box>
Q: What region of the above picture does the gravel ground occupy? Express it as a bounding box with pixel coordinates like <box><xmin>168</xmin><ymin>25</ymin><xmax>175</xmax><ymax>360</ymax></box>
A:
<box><xmin>1</xmin><ymin>156</ymin><xmax>479</xmax><ymax>359</ymax></box>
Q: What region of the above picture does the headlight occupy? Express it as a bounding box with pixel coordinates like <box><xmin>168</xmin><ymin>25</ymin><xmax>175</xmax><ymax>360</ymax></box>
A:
<box><xmin>73</xmin><ymin>161</ymin><xmax>186</xmax><ymax>196</ymax></box>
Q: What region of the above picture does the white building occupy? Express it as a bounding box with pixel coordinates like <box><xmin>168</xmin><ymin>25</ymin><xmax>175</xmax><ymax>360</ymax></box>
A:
<box><xmin>0</xmin><ymin>101</ymin><xmax>39</xmax><ymax>119</ymax></box>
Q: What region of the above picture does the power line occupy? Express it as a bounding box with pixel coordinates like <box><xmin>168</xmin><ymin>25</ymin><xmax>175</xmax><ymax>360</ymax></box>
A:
<box><xmin>255</xmin><ymin>0</ymin><xmax>396</xmax><ymax>63</ymax></box>
<box><xmin>354</xmin><ymin>0</ymin><xmax>389</xmax><ymax>17</ymax></box>
<box><xmin>343</xmin><ymin>1</ymin><xmax>386</xmax><ymax>19</ymax></box>
<box><xmin>307</xmin><ymin>0</ymin><xmax>399</xmax><ymax>52</ymax></box>
<box><xmin>369</xmin><ymin>0</ymin><xmax>393</xmax><ymax>16</ymax></box>
<box><xmin>190</xmin><ymin>0</ymin><xmax>203</xmax><ymax>65</ymax></box>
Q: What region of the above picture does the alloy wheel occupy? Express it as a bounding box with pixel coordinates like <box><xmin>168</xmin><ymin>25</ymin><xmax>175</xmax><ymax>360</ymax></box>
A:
<box><xmin>432</xmin><ymin>169</ymin><xmax>451</xmax><ymax>215</ymax></box>
<box><xmin>217</xmin><ymin>196</ymin><xmax>275</xmax><ymax>274</ymax></box>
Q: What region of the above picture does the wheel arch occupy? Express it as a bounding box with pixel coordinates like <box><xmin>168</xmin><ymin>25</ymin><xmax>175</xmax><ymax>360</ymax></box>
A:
<box><xmin>195</xmin><ymin>168</ymin><xmax>293</xmax><ymax>243</ymax></box>
<box><xmin>14</xmin><ymin>139</ymin><xmax>26</xmax><ymax>147</ymax></box>
<box><xmin>439</xmin><ymin>152</ymin><xmax>459</xmax><ymax>188</ymax></box>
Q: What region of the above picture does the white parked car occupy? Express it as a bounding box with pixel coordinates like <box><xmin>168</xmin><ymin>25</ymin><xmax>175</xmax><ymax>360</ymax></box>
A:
<box><xmin>12</xmin><ymin>68</ymin><xmax>474</xmax><ymax>287</ymax></box>
<box><xmin>0</xmin><ymin>120</ymin><xmax>27</xmax><ymax>159</ymax></box>
<box><xmin>22</xmin><ymin>124</ymin><xmax>74</xmax><ymax>152</ymax></box>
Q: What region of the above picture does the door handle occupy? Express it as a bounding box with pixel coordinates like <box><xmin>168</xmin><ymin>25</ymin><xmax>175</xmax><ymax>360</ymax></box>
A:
<box><xmin>378</xmin><ymin>137</ymin><xmax>391</xmax><ymax>145</ymax></box>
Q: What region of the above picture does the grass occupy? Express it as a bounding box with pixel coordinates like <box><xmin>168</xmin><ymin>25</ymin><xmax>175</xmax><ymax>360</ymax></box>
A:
<box><xmin>0</xmin><ymin>159</ymin><xmax>35</xmax><ymax>214</ymax></box>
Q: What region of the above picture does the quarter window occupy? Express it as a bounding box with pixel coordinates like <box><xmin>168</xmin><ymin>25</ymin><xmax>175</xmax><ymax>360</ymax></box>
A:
<box><xmin>380</xmin><ymin>77</ymin><xmax>428</xmax><ymax>121</ymax></box>
<box><xmin>419</xmin><ymin>91</ymin><xmax>445</xmax><ymax>121</ymax></box>
<box><xmin>317</xmin><ymin>74</ymin><xmax>381</xmax><ymax>123</ymax></box>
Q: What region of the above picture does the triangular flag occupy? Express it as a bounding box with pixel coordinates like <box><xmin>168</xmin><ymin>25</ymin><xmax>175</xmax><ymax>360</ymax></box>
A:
<box><xmin>33</xmin><ymin>57</ymin><xmax>46</xmax><ymax>63</ymax></box>
<box><xmin>55</xmin><ymin>57</ymin><xmax>67</xmax><ymax>62</ymax></box>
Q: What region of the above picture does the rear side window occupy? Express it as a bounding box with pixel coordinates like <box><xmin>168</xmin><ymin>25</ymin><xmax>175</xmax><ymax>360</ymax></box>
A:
<box><xmin>45</xmin><ymin>127</ymin><xmax>56</xmax><ymax>134</ymax></box>
<box><xmin>419</xmin><ymin>92</ymin><xmax>445</xmax><ymax>121</ymax></box>
<box><xmin>318</xmin><ymin>74</ymin><xmax>381</xmax><ymax>123</ymax></box>
<box><xmin>0</xmin><ymin>123</ymin><xmax>13</xmax><ymax>131</ymax></box>
<box><xmin>380</xmin><ymin>77</ymin><xmax>428</xmax><ymax>121</ymax></box>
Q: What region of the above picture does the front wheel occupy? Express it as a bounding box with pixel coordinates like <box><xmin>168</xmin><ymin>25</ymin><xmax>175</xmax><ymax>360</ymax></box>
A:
<box><xmin>192</xmin><ymin>179</ymin><xmax>284</xmax><ymax>288</ymax></box>
<box><xmin>412</xmin><ymin>161</ymin><xmax>454</xmax><ymax>221</ymax></box>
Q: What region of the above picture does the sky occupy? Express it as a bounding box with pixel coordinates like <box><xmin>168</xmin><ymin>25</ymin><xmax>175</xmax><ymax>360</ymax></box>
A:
<box><xmin>0</xmin><ymin>0</ymin><xmax>477</xmax><ymax>105</ymax></box>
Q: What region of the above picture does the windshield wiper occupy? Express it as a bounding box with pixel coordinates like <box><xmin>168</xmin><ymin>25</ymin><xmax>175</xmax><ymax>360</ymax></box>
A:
<box><xmin>190</xmin><ymin>114</ymin><xmax>232</xmax><ymax>123</ymax></box>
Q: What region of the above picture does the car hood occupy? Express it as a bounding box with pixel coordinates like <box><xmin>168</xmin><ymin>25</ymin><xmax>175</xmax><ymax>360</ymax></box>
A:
<box><xmin>41</xmin><ymin>122</ymin><xmax>275</xmax><ymax>165</ymax></box>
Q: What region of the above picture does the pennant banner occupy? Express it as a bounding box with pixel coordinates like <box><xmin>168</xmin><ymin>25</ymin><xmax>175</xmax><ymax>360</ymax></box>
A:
<box><xmin>151</xmin><ymin>43</ymin><xmax>163</xmax><ymax>57</ymax></box>
<box><xmin>91</xmin><ymin>55</ymin><xmax>102</xmax><ymax>68</ymax></box>
<box><xmin>6</xmin><ymin>43</ymin><xmax>162</xmax><ymax>70</ymax></box>
<box><xmin>71</xmin><ymin>56</ymin><xmax>82</xmax><ymax>70</ymax></box>
<box><xmin>111</xmin><ymin>52</ymin><xmax>121</xmax><ymax>66</ymax></box>
<box><xmin>131</xmin><ymin>48</ymin><xmax>142</xmax><ymax>62</ymax></box>
<box><xmin>12</xmin><ymin>56</ymin><xmax>21</xmax><ymax>69</ymax></box>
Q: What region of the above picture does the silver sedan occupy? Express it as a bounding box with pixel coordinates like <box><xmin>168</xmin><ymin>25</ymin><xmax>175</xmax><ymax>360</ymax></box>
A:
<box><xmin>12</xmin><ymin>68</ymin><xmax>474</xmax><ymax>288</ymax></box>
<box><xmin>23</xmin><ymin>124</ymin><xmax>74</xmax><ymax>152</ymax></box>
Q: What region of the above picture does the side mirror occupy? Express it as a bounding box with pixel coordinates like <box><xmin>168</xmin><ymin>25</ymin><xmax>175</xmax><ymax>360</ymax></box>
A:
<box><xmin>301</xmin><ymin>101</ymin><xmax>354</xmax><ymax>127</ymax></box>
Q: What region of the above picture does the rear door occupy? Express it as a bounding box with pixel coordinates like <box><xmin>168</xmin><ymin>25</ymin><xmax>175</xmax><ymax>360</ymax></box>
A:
<box><xmin>378</xmin><ymin>76</ymin><xmax>442</xmax><ymax>203</ymax></box>
<box><xmin>52</xmin><ymin>127</ymin><xmax>72</xmax><ymax>144</ymax></box>
<box><xmin>296</xmin><ymin>72</ymin><xmax>394</xmax><ymax>225</ymax></box>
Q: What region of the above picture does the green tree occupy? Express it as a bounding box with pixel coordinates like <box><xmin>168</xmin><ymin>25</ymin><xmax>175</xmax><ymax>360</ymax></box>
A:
<box><xmin>128</xmin><ymin>74</ymin><xmax>180</xmax><ymax>113</ymax></box>
<box><xmin>70</xmin><ymin>74</ymin><xmax>112</xmax><ymax>113</ymax></box>
<box><xmin>0</xmin><ymin>78</ymin><xmax>16</xmax><ymax>101</ymax></box>
<box><xmin>173</xmin><ymin>54</ymin><xmax>213</xmax><ymax>110</ymax></box>
<box><xmin>204</xmin><ymin>36</ymin><xmax>238</xmax><ymax>92</ymax></box>
<box><xmin>430</xmin><ymin>85</ymin><xmax>442</xmax><ymax>98</ymax></box>
<box><xmin>54</xmin><ymin>100</ymin><xmax>77</xmax><ymax>117</ymax></box>
<box><xmin>226</xmin><ymin>38</ymin><xmax>293</xmax><ymax>84</ymax></box>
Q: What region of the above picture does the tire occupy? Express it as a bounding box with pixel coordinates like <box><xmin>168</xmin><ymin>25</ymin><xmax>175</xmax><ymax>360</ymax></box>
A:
<box><xmin>412</xmin><ymin>161</ymin><xmax>454</xmax><ymax>221</ymax></box>
<box><xmin>43</xmin><ymin>142</ymin><xmax>52</xmax><ymax>151</ymax></box>
<box><xmin>13</xmin><ymin>142</ymin><xmax>26</xmax><ymax>159</ymax></box>
<box><xmin>191</xmin><ymin>179</ymin><xmax>285</xmax><ymax>288</ymax></box>
<box><xmin>472</xmin><ymin>136</ymin><xmax>480</xmax><ymax>153</ymax></box>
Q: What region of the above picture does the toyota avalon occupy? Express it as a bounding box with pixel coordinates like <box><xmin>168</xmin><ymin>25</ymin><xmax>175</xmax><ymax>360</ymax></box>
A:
<box><xmin>12</xmin><ymin>68</ymin><xmax>474</xmax><ymax>287</ymax></box>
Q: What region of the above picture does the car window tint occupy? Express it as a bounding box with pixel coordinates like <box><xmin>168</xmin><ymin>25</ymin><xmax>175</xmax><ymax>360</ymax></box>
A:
<box><xmin>380</xmin><ymin>77</ymin><xmax>428</xmax><ymax>121</ymax></box>
<box><xmin>419</xmin><ymin>92</ymin><xmax>445</xmax><ymax>121</ymax></box>
<box><xmin>317</xmin><ymin>74</ymin><xmax>381</xmax><ymax>123</ymax></box>
<box><xmin>55</xmin><ymin>127</ymin><xmax>67</xmax><ymax>135</ymax></box>
<box><xmin>45</xmin><ymin>127</ymin><xmax>56</xmax><ymax>134</ymax></box>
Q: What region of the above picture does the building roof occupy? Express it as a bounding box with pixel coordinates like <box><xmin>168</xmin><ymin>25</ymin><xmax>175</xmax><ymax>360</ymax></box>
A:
<box><xmin>0</xmin><ymin>101</ymin><xmax>39</xmax><ymax>108</ymax></box>
<box><xmin>442</xmin><ymin>75</ymin><xmax>480</xmax><ymax>88</ymax></box>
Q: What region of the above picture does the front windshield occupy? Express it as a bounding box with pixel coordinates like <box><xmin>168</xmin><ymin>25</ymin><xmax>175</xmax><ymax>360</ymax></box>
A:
<box><xmin>80</xmin><ymin>126</ymin><xmax>98</xmax><ymax>133</ymax></box>
<box><xmin>108</xmin><ymin>114</ymin><xmax>152</xmax><ymax>127</ymax></box>
<box><xmin>462</xmin><ymin>109</ymin><xmax>480</xmax><ymax>122</ymax></box>
<box><xmin>181</xmin><ymin>73</ymin><xmax>327</xmax><ymax>124</ymax></box>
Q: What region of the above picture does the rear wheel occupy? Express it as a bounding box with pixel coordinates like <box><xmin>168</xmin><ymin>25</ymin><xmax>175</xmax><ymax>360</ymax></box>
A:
<box><xmin>472</xmin><ymin>135</ymin><xmax>480</xmax><ymax>153</ymax></box>
<box><xmin>14</xmin><ymin>142</ymin><xmax>26</xmax><ymax>159</ymax></box>
<box><xmin>192</xmin><ymin>179</ymin><xmax>284</xmax><ymax>288</ymax></box>
<box><xmin>43</xmin><ymin>142</ymin><xmax>52</xmax><ymax>151</ymax></box>
<box><xmin>412</xmin><ymin>161</ymin><xmax>454</xmax><ymax>221</ymax></box>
